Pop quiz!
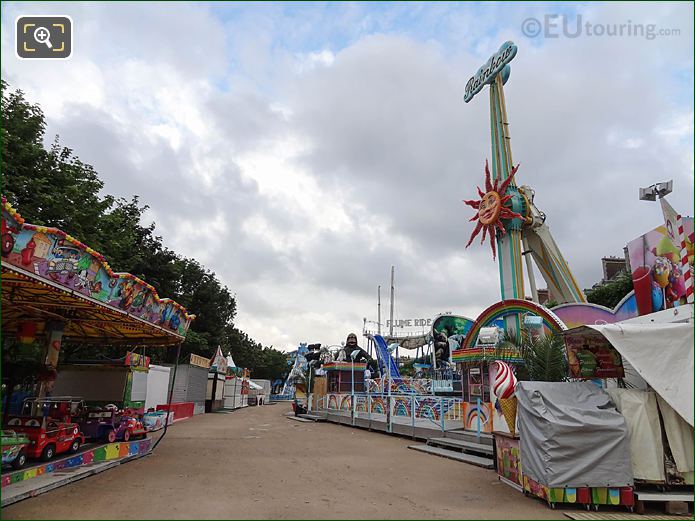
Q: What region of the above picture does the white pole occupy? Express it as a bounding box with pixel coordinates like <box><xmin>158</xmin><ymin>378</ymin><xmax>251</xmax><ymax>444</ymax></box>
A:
<box><xmin>377</xmin><ymin>285</ymin><xmax>382</xmax><ymax>335</ymax></box>
<box><xmin>389</xmin><ymin>266</ymin><xmax>395</xmax><ymax>337</ymax></box>
<box><xmin>522</xmin><ymin>236</ymin><xmax>539</xmax><ymax>303</ymax></box>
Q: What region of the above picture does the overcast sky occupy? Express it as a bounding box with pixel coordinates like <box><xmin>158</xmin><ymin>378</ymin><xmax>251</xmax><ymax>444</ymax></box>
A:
<box><xmin>3</xmin><ymin>2</ymin><xmax>693</xmax><ymax>351</ymax></box>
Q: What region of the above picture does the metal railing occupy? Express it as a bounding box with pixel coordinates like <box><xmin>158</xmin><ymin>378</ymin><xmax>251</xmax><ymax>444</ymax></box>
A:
<box><xmin>315</xmin><ymin>392</ymin><xmax>467</xmax><ymax>434</ymax></box>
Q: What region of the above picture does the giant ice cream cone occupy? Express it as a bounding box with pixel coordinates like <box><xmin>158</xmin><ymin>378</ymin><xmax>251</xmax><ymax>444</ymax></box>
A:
<box><xmin>499</xmin><ymin>397</ymin><xmax>518</xmax><ymax>436</ymax></box>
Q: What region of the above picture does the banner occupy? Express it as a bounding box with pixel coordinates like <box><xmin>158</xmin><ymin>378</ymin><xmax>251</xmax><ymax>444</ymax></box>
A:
<box><xmin>565</xmin><ymin>332</ymin><xmax>624</xmax><ymax>379</ymax></box>
<box><xmin>626</xmin><ymin>217</ymin><xmax>693</xmax><ymax>315</ymax></box>
<box><xmin>189</xmin><ymin>353</ymin><xmax>211</xmax><ymax>369</ymax></box>
<box><xmin>125</xmin><ymin>351</ymin><xmax>150</xmax><ymax>371</ymax></box>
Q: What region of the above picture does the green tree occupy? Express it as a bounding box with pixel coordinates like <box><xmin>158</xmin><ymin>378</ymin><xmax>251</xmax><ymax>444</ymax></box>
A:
<box><xmin>1</xmin><ymin>81</ymin><xmax>113</xmax><ymax>248</ymax></box>
<box><xmin>585</xmin><ymin>271</ymin><xmax>634</xmax><ymax>310</ymax></box>
<box><xmin>498</xmin><ymin>330</ymin><xmax>567</xmax><ymax>382</ymax></box>
<box><xmin>1</xmin><ymin>82</ymin><xmax>265</xmax><ymax>373</ymax></box>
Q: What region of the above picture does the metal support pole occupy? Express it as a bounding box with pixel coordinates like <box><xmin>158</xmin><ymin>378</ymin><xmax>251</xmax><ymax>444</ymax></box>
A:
<box><xmin>440</xmin><ymin>397</ymin><xmax>445</xmax><ymax>433</ymax></box>
<box><xmin>387</xmin><ymin>357</ymin><xmax>392</xmax><ymax>433</ymax></box>
<box><xmin>411</xmin><ymin>393</ymin><xmax>416</xmax><ymax>435</ymax></box>
<box><xmin>351</xmin><ymin>358</ymin><xmax>355</xmax><ymax>425</ymax></box>
<box><xmin>522</xmin><ymin>236</ymin><xmax>539</xmax><ymax>303</ymax></box>
<box><xmin>476</xmin><ymin>397</ymin><xmax>482</xmax><ymax>441</ymax></box>
<box><xmin>307</xmin><ymin>365</ymin><xmax>313</xmax><ymax>413</ymax></box>
<box><xmin>152</xmin><ymin>341</ymin><xmax>181</xmax><ymax>452</ymax></box>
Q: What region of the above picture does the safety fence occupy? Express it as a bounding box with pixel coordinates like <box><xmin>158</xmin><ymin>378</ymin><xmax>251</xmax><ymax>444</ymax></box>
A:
<box><xmin>315</xmin><ymin>392</ymin><xmax>468</xmax><ymax>434</ymax></box>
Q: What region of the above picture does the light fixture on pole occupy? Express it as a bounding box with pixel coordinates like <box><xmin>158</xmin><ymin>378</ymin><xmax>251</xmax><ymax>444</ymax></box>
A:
<box><xmin>639</xmin><ymin>180</ymin><xmax>673</xmax><ymax>201</ymax></box>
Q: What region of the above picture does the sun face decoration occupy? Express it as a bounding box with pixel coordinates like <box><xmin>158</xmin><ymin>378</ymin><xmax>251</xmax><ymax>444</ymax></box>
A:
<box><xmin>464</xmin><ymin>159</ymin><xmax>524</xmax><ymax>259</ymax></box>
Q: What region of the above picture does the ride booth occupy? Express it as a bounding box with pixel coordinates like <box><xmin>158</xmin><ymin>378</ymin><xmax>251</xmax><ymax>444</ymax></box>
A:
<box><xmin>161</xmin><ymin>353</ymin><xmax>209</xmax><ymax>420</ymax></box>
<box><xmin>451</xmin><ymin>327</ymin><xmax>523</xmax><ymax>434</ymax></box>
<box><xmin>324</xmin><ymin>362</ymin><xmax>366</xmax><ymax>394</ymax></box>
<box><xmin>206</xmin><ymin>347</ymin><xmax>227</xmax><ymax>413</ymax></box>
<box><xmin>52</xmin><ymin>352</ymin><xmax>151</xmax><ymax>414</ymax></box>
<box><xmin>223</xmin><ymin>367</ymin><xmax>250</xmax><ymax>410</ymax></box>
<box><xmin>322</xmin><ymin>361</ymin><xmax>365</xmax><ymax>421</ymax></box>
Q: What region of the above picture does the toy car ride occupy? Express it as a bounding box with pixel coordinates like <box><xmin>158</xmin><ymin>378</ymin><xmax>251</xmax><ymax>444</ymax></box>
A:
<box><xmin>1</xmin><ymin>430</ymin><xmax>31</xmax><ymax>469</ymax></box>
<box><xmin>6</xmin><ymin>397</ymin><xmax>86</xmax><ymax>461</ymax></box>
<box><xmin>79</xmin><ymin>405</ymin><xmax>146</xmax><ymax>443</ymax></box>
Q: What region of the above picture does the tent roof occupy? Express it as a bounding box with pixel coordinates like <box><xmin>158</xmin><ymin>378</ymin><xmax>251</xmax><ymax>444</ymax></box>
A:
<box><xmin>564</xmin><ymin>322</ymin><xmax>693</xmax><ymax>426</ymax></box>
<box><xmin>248</xmin><ymin>380</ymin><xmax>263</xmax><ymax>390</ymax></box>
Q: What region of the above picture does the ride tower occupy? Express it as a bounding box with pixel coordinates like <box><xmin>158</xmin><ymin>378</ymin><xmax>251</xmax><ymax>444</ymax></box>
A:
<box><xmin>463</xmin><ymin>41</ymin><xmax>585</xmax><ymax>334</ymax></box>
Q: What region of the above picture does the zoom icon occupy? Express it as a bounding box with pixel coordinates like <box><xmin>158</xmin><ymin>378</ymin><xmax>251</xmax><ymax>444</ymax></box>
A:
<box><xmin>17</xmin><ymin>15</ymin><xmax>72</xmax><ymax>59</ymax></box>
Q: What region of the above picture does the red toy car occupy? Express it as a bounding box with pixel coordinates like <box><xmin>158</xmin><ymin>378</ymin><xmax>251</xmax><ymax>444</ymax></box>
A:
<box><xmin>5</xmin><ymin>398</ymin><xmax>86</xmax><ymax>461</ymax></box>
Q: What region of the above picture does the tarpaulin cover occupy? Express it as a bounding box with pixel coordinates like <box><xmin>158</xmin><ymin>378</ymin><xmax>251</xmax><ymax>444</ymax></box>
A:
<box><xmin>587</xmin><ymin>323</ymin><xmax>693</xmax><ymax>427</ymax></box>
<box><xmin>516</xmin><ymin>381</ymin><xmax>633</xmax><ymax>488</ymax></box>
<box><xmin>607</xmin><ymin>389</ymin><xmax>665</xmax><ymax>482</ymax></box>
<box><xmin>656</xmin><ymin>396</ymin><xmax>694</xmax><ymax>476</ymax></box>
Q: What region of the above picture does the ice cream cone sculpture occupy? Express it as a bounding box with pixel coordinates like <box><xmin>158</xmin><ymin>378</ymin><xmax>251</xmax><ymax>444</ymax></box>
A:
<box><xmin>499</xmin><ymin>397</ymin><xmax>518</xmax><ymax>436</ymax></box>
<box><xmin>492</xmin><ymin>360</ymin><xmax>518</xmax><ymax>435</ymax></box>
<box><xmin>492</xmin><ymin>360</ymin><xmax>517</xmax><ymax>399</ymax></box>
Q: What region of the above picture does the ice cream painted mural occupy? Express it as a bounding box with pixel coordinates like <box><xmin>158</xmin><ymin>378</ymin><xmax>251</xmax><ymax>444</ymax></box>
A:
<box><xmin>627</xmin><ymin>218</ymin><xmax>693</xmax><ymax>316</ymax></box>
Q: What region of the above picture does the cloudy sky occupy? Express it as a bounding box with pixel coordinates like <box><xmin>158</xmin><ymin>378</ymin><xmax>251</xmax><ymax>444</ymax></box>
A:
<box><xmin>2</xmin><ymin>2</ymin><xmax>693</xmax><ymax>350</ymax></box>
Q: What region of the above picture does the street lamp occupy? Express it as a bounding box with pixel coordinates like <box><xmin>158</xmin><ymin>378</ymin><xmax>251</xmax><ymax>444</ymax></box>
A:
<box><xmin>639</xmin><ymin>180</ymin><xmax>673</xmax><ymax>201</ymax></box>
<box><xmin>307</xmin><ymin>360</ymin><xmax>317</xmax><ymax>413</ymax></box>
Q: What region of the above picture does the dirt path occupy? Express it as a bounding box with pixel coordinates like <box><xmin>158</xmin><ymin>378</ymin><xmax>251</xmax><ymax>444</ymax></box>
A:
<box><xmin>3</xmin><ymin>404</ymin><xmax>566</xmax><ymax>519</ymax></box>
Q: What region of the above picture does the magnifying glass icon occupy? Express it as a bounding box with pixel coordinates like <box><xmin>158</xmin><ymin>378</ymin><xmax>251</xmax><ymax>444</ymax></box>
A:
<box><xmin>33</xmin><ymin>26</ymin><xmax>53</xmax><ymax>49</ymax></box>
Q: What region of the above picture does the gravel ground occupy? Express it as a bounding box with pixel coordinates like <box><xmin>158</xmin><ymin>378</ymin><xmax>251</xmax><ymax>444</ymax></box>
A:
<box><xmin>3</xmin><ymin>403</ymin><xmax>567</xmax><ymax>520</ymax></box>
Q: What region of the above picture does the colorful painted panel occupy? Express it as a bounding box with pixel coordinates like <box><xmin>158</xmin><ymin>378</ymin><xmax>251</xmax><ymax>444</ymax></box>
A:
<box><xmin>452</xmin><ymin>347</ymin><xmax>523</xmax><ymax>364</ymax></box>
<box><xmin>462</xmin><ymin>402</ymin><xmax>493</xmax><ymax>433</ymax></box>
<box><xmin>431</xmin><ymin>314</ymin><xmax>475</xmax><ymax>364</ymax></box>
<box><xmin>522</xmin><ymin>476</ymin><xmax>634</xmax><ymax>507</ymax></box>
<box><xmin>2</xmin><ymin>197</ymin><xmax>193</xmax><ymax>336</ymax></box>
<box><xmin>627</xmin><ymin>219</ymin><xmax>693</xmax><ymax>316</ymax></box>
<box><xmin>339</xmin><ymin>395</ymin><xmax>352</xmax><ymax>411</ymax></box>
<box><xmin>322</xmin><ymin>362</ymin><xmax>367</xmax><ymax>371</ymax></box>
<box><xmin>125</xmin><ymin>352</ymin><xmax>150</xmax><ymax>371</ymax></box>
<box><xmin>392</xmin><ymin>397</ymin><xmax>412</xmax><ymax>418</ymax></box>
<box><xmin>565</xmin><ymin>331</ymin><xmax>625</xmax><ymax>379</ymax></box>
<box><xmin>495</xmin><ymin>434</ymin><xmax>522</xmax><ymax>487</ymax></box>
<box><xmin>1</xmin><ymin>438</ymin><xmax>152</xmax><ymax>488</ymax></box>
<box><xmin>552</xmin><ymin>295</ymin><xmax>638</xmax><ymax>329</ymax></box>
<box><xmin>462</xmin><ymin>299</ymin><xmax>566</xmax><ymax>349</ymax></box>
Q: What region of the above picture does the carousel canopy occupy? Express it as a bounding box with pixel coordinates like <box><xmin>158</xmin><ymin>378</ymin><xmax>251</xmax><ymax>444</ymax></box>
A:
<box><xmin>2</xmin><ymin>197</ymin><xmax>194</xmax><ymax>346</ymax></box>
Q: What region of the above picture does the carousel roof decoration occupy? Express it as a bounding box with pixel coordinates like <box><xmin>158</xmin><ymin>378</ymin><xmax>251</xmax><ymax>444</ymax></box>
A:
<box><xmin>463</xmin><ymin>160</ymin><xmax>524</xmax><ymax>260</ymax></box>
<box><xmin>2</xmin><ymin>196</ymin><xmax>194</xmax><ymax>345</ymax></box>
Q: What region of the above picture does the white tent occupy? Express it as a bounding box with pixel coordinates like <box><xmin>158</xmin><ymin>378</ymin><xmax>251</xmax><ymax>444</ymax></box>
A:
<box><xmin>564</xmin><ymin>319</ymin><xmax>694</xmax><ymax>482</ymax></box>
<box><xmin>585</xmin><ymin>322</ymin><xmax>693</xmax><ymax>427</ymax></box>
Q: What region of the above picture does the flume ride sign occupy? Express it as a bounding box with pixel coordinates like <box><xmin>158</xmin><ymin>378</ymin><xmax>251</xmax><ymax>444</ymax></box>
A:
<box><xmin>464</xmin><ymin>41</ymin><xmax>517</xmax><ymax>103</ymax></box>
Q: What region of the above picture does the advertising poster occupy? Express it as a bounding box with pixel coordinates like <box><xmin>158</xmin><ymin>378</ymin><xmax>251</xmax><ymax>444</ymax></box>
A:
<box><xmin>565</xmin><ymin>334</ymin><xmax>624</xmax><ymax>379</ymax></box>
<box><xmin>626</xmin><ymin>217</ymin><xmax>693</xmax><ymax>316</ymax></box>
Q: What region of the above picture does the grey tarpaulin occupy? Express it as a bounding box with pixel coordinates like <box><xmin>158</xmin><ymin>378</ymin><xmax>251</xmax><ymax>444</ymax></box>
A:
<box><xmin>516</xmin><ymin>381</ymin><xmax>633</xmax><ymax>488</ymax></box>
